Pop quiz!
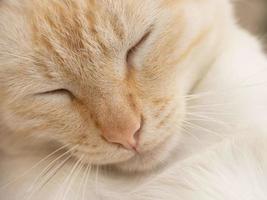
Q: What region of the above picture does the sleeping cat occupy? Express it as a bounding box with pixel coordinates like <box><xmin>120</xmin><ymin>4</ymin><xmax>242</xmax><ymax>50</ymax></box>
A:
<box><xmin>0</xmin><ymin>0</ymin><xmax>267</xmax><ymax>199</ymax></box>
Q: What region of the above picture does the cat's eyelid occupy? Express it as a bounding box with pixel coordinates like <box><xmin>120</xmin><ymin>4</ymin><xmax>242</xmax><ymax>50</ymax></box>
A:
<box><xmin>132</xmin><ymin>30</ymin><xmax>152</xmax><ymax>51</ymax></box>
<box><xmin>37</xmin><ymin>88</ymin><xmax>75</xmax><ymax>98</ymax></box>
<box><xmin>126</xmin><ymin>30</ymin><xmax>152</xmax><ymax>65</ymax></box>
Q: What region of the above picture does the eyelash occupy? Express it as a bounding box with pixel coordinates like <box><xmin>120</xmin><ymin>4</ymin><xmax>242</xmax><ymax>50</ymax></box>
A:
<box><xmin>126</xmin><ymin>30</ymin><xmax>152</xmax><ymax>65</ymax></box>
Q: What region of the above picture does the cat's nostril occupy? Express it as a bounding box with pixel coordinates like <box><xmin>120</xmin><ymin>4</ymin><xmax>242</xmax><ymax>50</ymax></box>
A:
<box><xmin>101</xmin><ymin>120</ymin><xmax>141</xmax><ymax>151</ymax></box>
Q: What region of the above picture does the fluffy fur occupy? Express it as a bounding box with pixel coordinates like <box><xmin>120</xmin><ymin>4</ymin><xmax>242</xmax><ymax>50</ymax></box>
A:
<box><xmin>0</xmin><ymin>0</ymin><xmax>267</xmax><ymax>199</ymax></box>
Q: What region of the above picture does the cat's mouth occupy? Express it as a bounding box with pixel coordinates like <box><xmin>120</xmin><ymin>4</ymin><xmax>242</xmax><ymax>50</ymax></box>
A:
<box><xmin>71</xmin><ymin>132</ymin><xmax>178</xmax><ymax>172</ymax></box>
<box><xmin>115</xmin><ymin>134</ymin><xmax>178</xmax><ymax>172</ymax></box>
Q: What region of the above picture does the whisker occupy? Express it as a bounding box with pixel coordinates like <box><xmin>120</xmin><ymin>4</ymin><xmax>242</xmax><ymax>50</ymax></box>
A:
<box><xmin>74</xmin><ymin>160</ymin><xmax>89</xmax><ymax>200</ymax></box>
<box><xmin>62</xmin><ymin>155</ymin><xmax>85</xmax><ymax>200</ymax></box>
<box><xmin>184</xmin><ymin>111</ymin><xmax>260</xmax><ymax>139</ymax></box>
<box><xmin>187</xmin><ymin>102</ymin><xmax>237</xmax><ymax>109</ymax></box>
<box><xmin>82</xmin><ymin>164</ymin><xmax>91</xmax><ymax>200</ymax></box>
<box><xmin>186</xmin><ymin>117</ymin><xmax>228</xmax><ymax>127</ymax></box>
<box><xmin>75</xmin><ymin>165</ymin><xmax>86</xmax><ymax>200</ymax></box>
<box><xmin>183</xmin><ymin>121</ymin><xmax>224</xmax><ymax>138</ymax></box>
<box><xmin>95</xmin><ymin>165</ymin><xmax>100</xmax><ymax>198</ymax></box>
<box><xmin>187</xmin><ymin>109</ymin><xmax>238</xmax><ymax>117</ymax></box>
<box><xmin>185</xmin><ymin>80</ymin><xmax>267</xmax><ymax>101</ymax></box>
<box><xmin>184</xmin><ymin>66</ymin><xmax>267</xmax><ymax>102</ymax></box>
<box><xmin>180</xmin><ymin>125</ymin><xmax>202</xmax><ymax>143</ymax></box>
<box><xmin>0</xmin><ymin>144</ymin><xmax>69</xmax><ymax>190</ymax></box>
<box><xmin>56</xmin><ymin>155</ymin><xmax>84</xmax><ymax>200</ymax></box>
<box><xmin>186</xmin><ymin>112</ymin><xmax>231</xmax><ymax>127</ymax></box>
<box><xmin>25</xmin><ymin>154</ymin><xmax>73</xmax><ymax>200</ymax></box>
<box><xmin>24</xmin><ymin>145</ymin><xmax>77</xmax><ymax>200</ymax></box>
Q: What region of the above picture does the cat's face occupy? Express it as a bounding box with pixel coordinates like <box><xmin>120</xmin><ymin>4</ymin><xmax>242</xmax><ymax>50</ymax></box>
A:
<box><xmin>0</xmin><ymin>0</ymin><xmax>225</xmax><ymax>171</ymax></box>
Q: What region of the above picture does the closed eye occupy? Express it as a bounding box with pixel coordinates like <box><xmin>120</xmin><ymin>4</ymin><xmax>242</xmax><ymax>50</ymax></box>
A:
<box><xmin>37</xmin><ymin>88</ymin><xmax>75</xmax><ymax>99</ymax></box>
<box><xmin>126</xmin><ymin>30</ymin><xmax>152</xmax><ymax>66</ymax></box>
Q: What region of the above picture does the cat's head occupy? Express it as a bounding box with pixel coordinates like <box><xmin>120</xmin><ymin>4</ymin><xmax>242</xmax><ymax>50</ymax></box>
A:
<box><xmin>0</xmin><ymin>0</ymin><xmax>229</xmax><ymax>171</ymax></box>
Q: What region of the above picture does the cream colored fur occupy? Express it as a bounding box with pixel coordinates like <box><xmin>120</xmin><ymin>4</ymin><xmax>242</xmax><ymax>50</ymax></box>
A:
<box><xmin>0</xmin><ymin>0</ymin><xmax>267</xmax><ymax>199</ymax></box>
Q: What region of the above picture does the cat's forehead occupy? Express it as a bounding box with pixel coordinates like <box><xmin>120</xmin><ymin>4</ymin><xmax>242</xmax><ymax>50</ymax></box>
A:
<box><xmin>30</xmin><ymin>1</ymin><xmax>158</xmax><ymax>57</ymax></box>
<box><xmin>28</xmin><ymin>0</ymin><xmax>162</xmax><ymax>82</ymax></box>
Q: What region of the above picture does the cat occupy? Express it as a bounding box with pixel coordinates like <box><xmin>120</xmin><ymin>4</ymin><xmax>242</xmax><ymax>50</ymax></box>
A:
<box><xmin>0</xmin><ymin>0</ymin><xmax>267</xmax><ymax>199</ymax></box>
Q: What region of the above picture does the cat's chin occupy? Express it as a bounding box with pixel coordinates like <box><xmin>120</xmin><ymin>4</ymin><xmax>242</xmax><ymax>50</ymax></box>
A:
<box><xmin>71</xmin><ymin>132</ymin><xmax>181</xmax><ymax>172</ymax></box>
<box><xmin>113</xmin><ymin>134</ymin><xmax>180</xmax><ymax>172</ymax></box>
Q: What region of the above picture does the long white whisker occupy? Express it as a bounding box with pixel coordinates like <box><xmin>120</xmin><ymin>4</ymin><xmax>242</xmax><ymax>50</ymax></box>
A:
<box><xmin>74</xmin><ymin>160</ymin><xmax>89</xmax><ymax>200</ymax></box>
<box><xmin>26</xmin><ymin>154</ymin><xmax>73</xmax><ymax>200</ymax></box>
<box><xmin>83</xmin><ymin>164</ymin><xmax>92</xmax><ymax>200</ymax></box>
<box><xmin>186</xmin><ymin>112</ymin><xmax>231</xmax><ymax>127</ymax></box>
<box><xmin>185</xmin><ymin>80</ymin><xmax>267</xmax><ymax>101</ymax></box>
<box><xmin>185</xmin><ymin>66</ymin><xmax>267</xmax><ymax>101</ymax></box>
<box><xmin>56</xmin><ymin>155</ymin><xmax>84</xmax><ymax>200</ymax></box>
<box><xmin>183</xmin><ymin>121</ymin><xmax>224</xmax><ymax>138</ymax></box>
<box><xmin>180</xmin><ymin>125</ymin><xmax>202</xmax><ymax>143</ymax></box>
<box><xmin>187</xmin><ymin>102</ymin><xmax>236</xmax><ymax>109</ymax></box>
<box><xmin>95</xmin><ymin>165</ymin><xmax>100</xmax><ymax>198</ymax></box>
<box><xmin>75</xmin><ymin>165</ymin><xmax>86</xmax><ymax>200</ymax></box>
<box><xmin>62</xmin><ymin>155</ymin><xmax>85</xmax><ymax>200</ymax></box>
<box><xmin>0</xmin><ymin>144</ymin><xmax>69</xmax><ymax>190</ymax></box>
<box><xmin>24</xmin><ymin>145</ymin><xmax>77</xmax><ymax>200</ymax></box>
<box><xmin>187</xmin><ymin>109</ymin><xmax>237</xmax><ymax>117</ymax></box>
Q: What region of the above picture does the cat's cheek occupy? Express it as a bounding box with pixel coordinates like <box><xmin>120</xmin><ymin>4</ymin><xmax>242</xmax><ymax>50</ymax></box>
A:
<box><xmin>0</xmin><ymin>95</ymin><xmax>73</xmax><ymax>137</ymax></box>
<box><xmin>0</xmin><ymin>95</ymin><xmax>137</xmax><ymax>164</ymax></box>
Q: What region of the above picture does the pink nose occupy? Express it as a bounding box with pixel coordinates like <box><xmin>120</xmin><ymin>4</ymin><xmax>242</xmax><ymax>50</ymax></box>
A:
<box><xmin>101</xmin><ymin>120</ymin><xmax>141</xmax><ymax>150</ymax></box>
